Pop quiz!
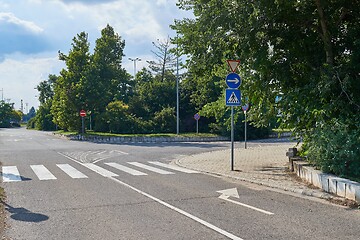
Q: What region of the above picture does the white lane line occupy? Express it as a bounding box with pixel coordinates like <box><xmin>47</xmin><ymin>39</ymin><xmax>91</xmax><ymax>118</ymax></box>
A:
<box><xmin>218</xmin><ymin>195</ymin><xmax>274</xmax><ymax>215</ymax></box>
<box><xmin>57</xmin><ymin>151</ymin><xmax>243</xmax><ymax>240</ymax></box>
<box><xmin>57</xmin><ymin>164</ymin><xmax>88</xmax><ymax>179</ymax></box>
<box><xmin>148</xmin><ymin>161</ymin><xmax>199</xmax><ymax>174</ymax></box>
<box><xmin>128</xmin><ymin>162</ymin><xmax>174</xmax><ymax>175</ymax></box>
<box><xmin>95</xmin><ymin>150</ymin><xmax>107</xmax><ymax>155</ymax></box>
<box><xmin>111</xmin><ymin>150</ymin><xmax>129</xmax><ymax>155</ymax></box>
<box><xmin>105</xmin><ymin>162</ymin><xmax>147</xmax><ymax>176</ymax></box>
<box><xmin>2</xmin><ymin>166</ymin><xmax>22</xmax><ymax>182</ymax></box>
<box><xmin>30</xmin><ymin>165</ymin><xmax>57</xmax><ymax>180</ymax></box>
<box><xmin>82</xmin><ymin>163</ymin><xmax>118</xmax><ymax>177</ymax></box>
<box><xmin>93</xmin><ymin>156</ymin><xmax>117</xmax><ymax>164</ymax></box>
<box><xmin>109</xmin><ymin>177</ymin><xmax>243</xmax><ymax>240</ymax></box>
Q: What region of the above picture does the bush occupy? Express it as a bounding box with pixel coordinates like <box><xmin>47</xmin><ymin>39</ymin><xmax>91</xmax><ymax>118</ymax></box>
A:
<box><xmin>304</xmin><ymin>118</ymin><xmax>360</xmax><ymax>180</ymax></box>
<box><xmin>27</xmin><ymin>118</ymin><xmax>36</xmax><ymax>129</ymax></box>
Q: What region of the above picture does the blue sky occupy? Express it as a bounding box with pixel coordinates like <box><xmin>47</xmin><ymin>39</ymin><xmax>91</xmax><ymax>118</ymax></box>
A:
<box><xmin>0</xmin><ymin>0</ymin><xmax>192</xmax><ymax>111</ymax></box>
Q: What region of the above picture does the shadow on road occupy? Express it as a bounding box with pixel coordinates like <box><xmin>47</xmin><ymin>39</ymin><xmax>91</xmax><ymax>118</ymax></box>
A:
<box><xmin>1</xmin><ymin>201</ymin><xmax>49</xmax><ymax>222</ymax></box>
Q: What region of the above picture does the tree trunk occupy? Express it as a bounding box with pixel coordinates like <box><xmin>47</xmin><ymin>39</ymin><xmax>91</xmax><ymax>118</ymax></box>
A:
<box><xmin>315</xmin><ymin>0</ymin><xmax>334</xmax><ymax>66</ymax></box>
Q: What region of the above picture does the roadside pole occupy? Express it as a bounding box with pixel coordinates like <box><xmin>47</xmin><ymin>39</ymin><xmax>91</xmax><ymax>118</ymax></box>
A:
<box><xmin>225</xmin><ymin>60</ymin><xmax>241</xmax><ymax>171</ymax></box>
<box><xmin>82</xmin><ymin>117</ymin><xmax>85</xmax><ymax>134</ymax></box>
<box><xmin>79</xmin><ymin>110</ymin><xmax>86</xmax><ymax>134</ymax></box>
<box><xmin>242</xmin><ymin>104</ymin><xmax>249</xmax><ymax>149</ymax></box>
<box><xmin>194</xmin><ymin>113</ymin><xmax>200</xmax><ymax>134</ymax></box>
<box><xmin>231</xmin><ymin>106</ymin><xmax>234</xmax><ymax>170</ymax></box>
<box><xmin>244</xmin><ymin>110</ymin><xmax>247</xmax><ymax>149</ymax></box>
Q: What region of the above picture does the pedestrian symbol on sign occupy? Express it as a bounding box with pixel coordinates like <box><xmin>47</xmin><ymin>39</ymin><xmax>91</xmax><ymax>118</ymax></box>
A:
<box><xmin>227</xmin><ymin>92</ymin><xmax>240</xmax><ymax>104</ymax></box>
<box><xmin>225</xmin><ymin>89</ymin><xmax>241</xmax><ymax>106</ymax></box>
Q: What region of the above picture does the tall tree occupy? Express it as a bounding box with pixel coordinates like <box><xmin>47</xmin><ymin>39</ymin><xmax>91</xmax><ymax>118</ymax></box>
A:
<box><xmin>52</xmin><ymin>32</ymin><xmax>91</xmax><ymax>131</ymax></box>
<box><xmin>173</xmin><ymin>0</ymin><xmax>360</xmax><ymax>131</ymax></box>
<box><xmin>36</xmin><ymin>74</ymin><xmax>57</xmax><ymax>105</ymax></box>
<box><xmin>89</xmin><ymin>24</ymin><xmax>132</xmax><ymax>131</ymax></box>
<box><xmin>173</xmin><ymin>0</ymin><xmax>360</xmax><ymax>177</ymax></box>
<box><xmin>34</xmin><ymin>74</ymin><xmax>57</xmax><ymax>130</ymax></box>
<box><xmin>147</xmin><ymin>37</ymin><xmax>177</xmax><ymax>81</ymax></box>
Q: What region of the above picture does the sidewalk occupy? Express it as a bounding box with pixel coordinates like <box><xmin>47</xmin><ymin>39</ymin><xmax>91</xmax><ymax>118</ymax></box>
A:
<box><xmin>175</xmin><ymin>139</ymin><xmax>335</xmax><ymax>200</ymax></box>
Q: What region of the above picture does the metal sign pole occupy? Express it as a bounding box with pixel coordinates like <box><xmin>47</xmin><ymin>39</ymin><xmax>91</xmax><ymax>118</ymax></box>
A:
<box><xmin>196</xmin><ymin>119</ymin><xmax>199</xmax><ymax>134</ymax></box>
<box><xmin>244</xmin><ymin>111</ymin><xmax>247</xmax><ymax>149</ymax></box>
<box><xmin>82</xmin><ymin>117</ymin><xmax>85</xmax><ymax>134</ymax></box>
<box><xmin>231</xmin><ymin>106</ymin><xmax>234</xmax><ymax>171</ymax></box>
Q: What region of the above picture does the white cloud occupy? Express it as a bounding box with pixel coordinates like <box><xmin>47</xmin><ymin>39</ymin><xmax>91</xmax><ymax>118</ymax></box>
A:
<box><xmin>0</xmin><ymin>0</ymin><xmax>192</xmax><ymax>110</ymax></box>
<box><xmin>0</xmin><ymin>12</ymin><xmax>43</xmax><ymax>34</ymax></box>
<box><xmin>0</xmin><ymin>53</ymin><xmax>64</xmax><ymax>110</ymax></box>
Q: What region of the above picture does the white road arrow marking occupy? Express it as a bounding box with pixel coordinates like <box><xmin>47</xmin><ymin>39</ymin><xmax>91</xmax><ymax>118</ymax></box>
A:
<box><xmin>217</xmin><ymin>188</ymin><xmax>274</xmax><ymax>215</ymax></box>
<box><xmin>227</xmin><ymin>78</ymin><xmax>240</xmax><ymax>84</ymax></box>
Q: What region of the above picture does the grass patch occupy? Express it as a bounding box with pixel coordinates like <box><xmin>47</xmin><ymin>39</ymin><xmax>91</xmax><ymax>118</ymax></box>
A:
<box><xmin>271</xmin><ymin>128</ymin><xmax>293</xmax><ymax>133</ymax></box>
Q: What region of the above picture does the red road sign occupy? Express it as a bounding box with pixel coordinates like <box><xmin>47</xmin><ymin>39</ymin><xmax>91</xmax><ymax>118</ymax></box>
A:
<box><xmin>227</xmin><ymin>60</ymin><xmax>240</xmax><ymax>73</ymax></box>
<box><xmin>79</xmin><ymin>110</ymin><xmax>86</xmax><ymax>117</ymax></box>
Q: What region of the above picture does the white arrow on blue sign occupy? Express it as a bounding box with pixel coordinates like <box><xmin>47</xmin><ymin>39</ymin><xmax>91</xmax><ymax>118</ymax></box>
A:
<box><xmin>225</xmin><ymin>89</ymin><xmax>241</xmax><ymax>106</ymax></box>
<box><xmin>225</xmin><ymin>73</ymin><xmax>241</xmax><ymax>89</ymax></box>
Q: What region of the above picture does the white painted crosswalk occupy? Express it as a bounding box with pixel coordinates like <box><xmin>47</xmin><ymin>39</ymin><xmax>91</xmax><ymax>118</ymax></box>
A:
<box><xmin>83</xmin><ymin>163</ymin><xmax>119</xmax><ymax>177</ymax></box>
<box><xmin>128</xmin><ymin>162</ymin><xmax>174</xmax><ymax>175</ymax></box>
<box><xmin>105</xmin><ymin>162</ymin><xmax>147</xmax><ymax>176</ymax></box>
<box><xmin>30</xmin><ymin>165</ymin><xmax>57</xmax><ymax>180</ymax></box>
<box><xmin>57</xmin><ymin>164</ymin><xmax>88</xmax><ymax>179</ymax></box>
<box><xmin>2</xmin><ymin>166</ymin><xmax>22</xmax><ymax>182</ymax></box>
<box><xmin>1</xmin><ymin>161</ymin><xmax>199</xmax><ymax>183</ymax></box>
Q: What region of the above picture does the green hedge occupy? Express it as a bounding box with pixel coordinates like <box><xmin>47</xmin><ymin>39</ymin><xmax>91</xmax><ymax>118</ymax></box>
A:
<box><xmin>304</xmin><ymin>118</ymin><xmax>360</xmax><ymax>181</ymax></box>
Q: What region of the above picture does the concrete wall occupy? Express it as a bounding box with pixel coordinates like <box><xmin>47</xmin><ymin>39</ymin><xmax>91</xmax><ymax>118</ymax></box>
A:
<box><xmin>57</xmin><ymin>134</ymin><xmax>229</xmax><ymax>143</ymax></box>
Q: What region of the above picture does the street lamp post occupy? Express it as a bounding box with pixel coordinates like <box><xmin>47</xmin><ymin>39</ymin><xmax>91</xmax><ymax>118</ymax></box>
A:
<box><xmin>176</xmin><ymin>44</ymin><xmax>179</xmax><ymax>135</ymax></box>
<box><xmin>129</xmin><ymin>57</ymin><xmax>141</xmax><ymax>76</ymax></box>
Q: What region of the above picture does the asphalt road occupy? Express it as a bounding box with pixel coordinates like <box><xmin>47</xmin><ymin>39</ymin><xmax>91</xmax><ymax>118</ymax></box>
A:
<box><xmin>1</xmin><ymin>128</ymin><xmax>359</xmax><ymax>240</ymax></box>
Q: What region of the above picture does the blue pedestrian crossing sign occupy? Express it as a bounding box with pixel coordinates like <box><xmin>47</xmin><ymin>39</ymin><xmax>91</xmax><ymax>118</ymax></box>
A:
<box><xmin>225</xmin><ymin>89</ymin><xmax>241</xmax><ymax>106</ymax></box>
<box><xmin>225</xmin><ymin>73</ymin><xmax>241</xmax><ymax>89</ymax></box>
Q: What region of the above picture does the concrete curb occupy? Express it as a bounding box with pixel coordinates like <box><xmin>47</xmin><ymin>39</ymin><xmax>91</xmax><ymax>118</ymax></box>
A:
<box><xmin>174</xmin><ymin>157</ymin><xmax>335</xmax><ymax>201</ymax></box>
<box><xmin>292</xmin><ymin>161</ymin><xmax>360</xmax><ymax>203</ymax></box>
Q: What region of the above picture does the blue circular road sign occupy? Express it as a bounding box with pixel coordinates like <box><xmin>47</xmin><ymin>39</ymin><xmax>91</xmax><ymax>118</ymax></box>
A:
<box><xmin>242</xmin><ymin>104</ymin><xmax>249</xmax><ymax>112</ymax></box>
<box><xmin>225</xmin><ymin>73</ymin><xmax>241</xmax><ymax>89</ymax></box>
<box><xmin>194</xmin><ymin>113</ymin><xmax>200</xmax><ymax>120</ymax></box>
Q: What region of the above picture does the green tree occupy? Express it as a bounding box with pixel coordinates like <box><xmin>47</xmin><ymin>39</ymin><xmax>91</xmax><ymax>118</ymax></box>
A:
<box><xmin>0</xmin><ymin>101</ymin><xmax>14</xmax><ymax>127</ymax></box>
<box><xmin>174</xmin><ymin>0</ymin><xmax>360</xmax><ymax>176</ymax></box>
<box><xmin>52</xmin><ymin>32</ymin><xmax>91</xmax><ymax>131</ymax></box>
<box><xmin>147</xmin><ymin>37</ymin><xmax>177</xmax><ymax>81</ymax></box>
<box><xmin>129</xmin><ymin>68</ymin><xmax>177</xmax><ymax>131</ymax></box>
<box><xmin>88</xmin><ymin>24</ymin><xmax>132</xmax><ymax>131</ymax></box>
<box><xmin>33</xmin><ymin>74</ymin><xmax>57</xmax><ymax>130</ymax></box>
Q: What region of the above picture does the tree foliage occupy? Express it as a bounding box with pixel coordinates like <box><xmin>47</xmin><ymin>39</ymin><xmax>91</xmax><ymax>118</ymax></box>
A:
<box><xmin>50</xmin><ymin>25</ymin><xmax>131</xmax><ymax>132</ymax></box>
<box><xmin>173</xmin><ymin>0</ymin><xmax>360</xmax><ymax>176</ymax></box>
<box><xmin>147</xmin><ymin>37</ymin><xmax>177</xmax><ymax>81</ymax></box>
<box><xmin>52</xmin><ymin>32</ymin><xmax>91</xmax><ymax>131</ymax></box>
<box><xmin>0</xmin><ymin>101</ymin><xmax>19</xmax><ymax>128</ymax></box>
<box><xmin>173</xmin><ymin>0</ymin><xmax>360</xmax><ymax>130</ymax></box>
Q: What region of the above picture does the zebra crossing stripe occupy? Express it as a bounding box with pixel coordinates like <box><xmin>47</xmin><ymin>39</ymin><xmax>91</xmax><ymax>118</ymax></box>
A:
<box><xmin>30</xmin><ymin>165</ymin><xmax>57</xmax><ymax>180</ymax></box>
<box><xmin>2</xmin><ymin>166</ymin><xmax>22</xmax><ymax>182</ymax></box>
<box><xmin>105</xmin><ymin>163</ymin><xmax>147</xmax><ymax>176</ymax></box>
<box><xmin>128</xmin><ymin>162</ymin><xmax>174</xmax><ymax>175</ymax></box>
<box><xmin>57</xmin><ymin>164</ymin><xmax>88</xmax><ymax>179</ymax></box>
<box><xmin>82</xmin><ymin>163</ymin><xmax>118</xmax><ymax>177</ymax></box>
<box><xmin>148</xmin><ymin>161</ymin><xmax>199</xmax><ymax>174</ymax></box>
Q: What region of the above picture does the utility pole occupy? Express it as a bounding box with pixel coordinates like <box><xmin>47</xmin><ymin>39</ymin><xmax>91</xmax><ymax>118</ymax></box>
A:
<box><xmin>129</xmin><ymin>57</ymin><xmax>141</xmax><ymax>76</ymax></box>
<box><xmin>0</xmin><ymin>88</ymin><xmax>3</xmax><ymax>101</ymax></box>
